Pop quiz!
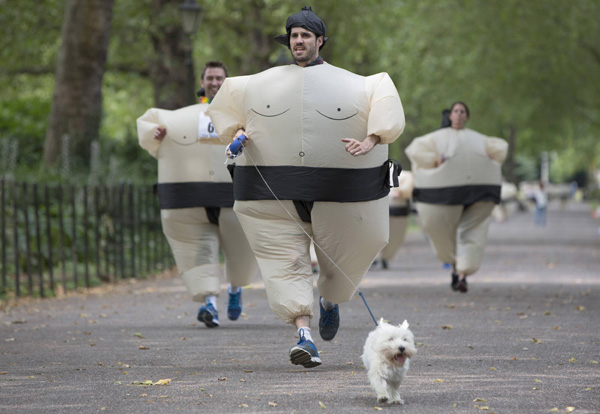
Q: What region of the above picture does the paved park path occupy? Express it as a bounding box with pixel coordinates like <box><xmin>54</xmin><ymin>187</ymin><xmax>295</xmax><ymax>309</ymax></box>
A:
<box><xmin>1</xmin><ymin>201</ymin><xmax>599</xmax><ymax>413</ymax></box>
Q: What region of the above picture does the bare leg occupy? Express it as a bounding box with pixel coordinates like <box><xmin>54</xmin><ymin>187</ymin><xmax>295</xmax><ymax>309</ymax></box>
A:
<box><xmin>295</xmin><ymin>315</ymin><xmax>310</xmax><ymax>330</ymax></box>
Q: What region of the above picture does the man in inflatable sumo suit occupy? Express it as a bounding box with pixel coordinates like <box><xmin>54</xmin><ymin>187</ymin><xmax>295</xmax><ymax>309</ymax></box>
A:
<box><xmin>375</xmin><ymin>170</ymin><xmax>414</xmax><ymax>269</ymax></box>
<box><xmin>405</xmin><ymin>102</ymin><xmax>508</xmax><ymax>293</ymax></box>
<box><xmin>207</xmin><ymin>7</ymin><xmax>405</xmax><ymax>368</ymax></box>
<box><xmin>136</xmin><ymin>61</ymin><xmax>258</xmax><ymax>328</ymax></box>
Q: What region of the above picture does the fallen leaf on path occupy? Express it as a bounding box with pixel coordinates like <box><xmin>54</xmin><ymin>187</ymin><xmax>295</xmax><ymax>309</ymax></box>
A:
<box><xmin>268</xmin><ymin>401</ymin><xmax>277</xmax><ymax>407</ymax></box>
<box><xmin>548</xmin><ymin>409</ymin><xmax>559</xmax><ymax>412</ymax></box>
<box><xmin>489</xmin><ymin>367</ymin><xmax>496</xmax><ymax>371</ymax></box>
<box><xmin>589</xmin><ymin>360</ymin><xmax>598</xmax><ymax>364</ymax></box>
<box><xmin>133</xmin><ymin>333</ymin><xmax>144</xmax><ymax>338</ymax></box>
<box><xmin>576</xmin><ymin>306</ymin><xmax>585</xmax><ymax>311</ymax></box>
<box><xmin>473</xmin><ymin>398</ymin><xmax>487</xmax><ymax>402</ymax></box>
<box><xmin>218</xmin><ymin>377</ymin><xmax>227</xmax><ymax>381</ymax></box>
<box><xmin>532</xmin><ymin>338</ymin><xmax>542</xmax><ymax>343</ymax></box>
<box><xmin>239</xmin><ymin>403</ymin><xmax>248</xmax><ymax>408</ymax></box>
<box><xmin>568</xmin><ymin>358</ymin><xmax>576</xmax><ymax>363</ymax></box>
<box><xmin>534</xmin><ymin>379</ymin><xmax>543</xmax><ymax>383</ymax></box>
<box><xmin>434</xmin><ymin>379</ymin><xmax>444</xmax><ymax>383</ymax></box>
<box><xmin>374</xmin><ymin>407</ymin><xmax>382</xmax><ymax>410</ymax></box>
<box><xmin>153</xmin><ymin>379</ymin><xmax>171</xmax><ymax>386</ymax></box>
<box><xmin>319</xmin><ymin>401</ymin><xmax>326</xmax><ymax>409</ymax></box>
<box><xmin>138</xmin><ymin>345</ymin><xmax>150</xmax><ymax>350</ymax></box>
<box><xmin>243</xmin><ymin>369</ymin><xmax>253</xmax><ymax>373</ymax></box>
<box><xmin>441</xmin><ymin>325</ymin><xmax>453</xmax><ymax>330</ymax></box>
<box><xmin>566</xmin><ymin>407</ymin><xmax>575</xmax><ymax>413</ymax></box>
<box><xmin>133</xmin><ymin>380</ymin><xmax>153</xmax><ymax>386</ymax></box>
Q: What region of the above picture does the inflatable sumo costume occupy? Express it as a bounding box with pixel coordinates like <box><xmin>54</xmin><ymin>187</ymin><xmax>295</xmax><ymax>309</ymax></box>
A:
<box><xmin>492</xmin><ymin>180</ymin><xmax>518</xmax><ymax>222</ymax></box>
<box><xmin>137</xmin><ymin>103</ymin><xmax>258</xmax><ymax>303</ymax></box>
<box><xmin>207</xmin><ymin>15</ymin><xmax>404</xmax><ymax>325</ymax></box>
<box><xmin>405</xmin><ymin>127</ymin><xmax>508</xmax><ymax>277</ymax></box>
<box><xmin>379</xmin><ymin>171</ymin><xmax>414</xmax><ymax>268</ymax></box>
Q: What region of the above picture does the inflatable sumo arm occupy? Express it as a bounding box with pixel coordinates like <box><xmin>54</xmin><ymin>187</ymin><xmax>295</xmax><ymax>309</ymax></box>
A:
<box><xmin>485</xmin><ymin>137</ymin><xmax>509</xmax><ymax>164</ymax></box>
<box><xmin>365</xmin><ymin>73</ymin><xmax>406</xmax><ymax>145</ymax></box>
<box><xmin>204</xmin><ymin>76</ymin><xmax>252</xmax><ymax>144</ymax></box>
<box><xmin>136</xmin><ymin>103</ymin><xmax>231</xmax><ymax>185</ymax></box>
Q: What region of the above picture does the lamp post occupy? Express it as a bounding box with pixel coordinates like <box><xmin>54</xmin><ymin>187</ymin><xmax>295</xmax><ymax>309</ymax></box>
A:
<box><xmin>179</xmin><ymin>0</ymin><xmax>204</xmax><ymax>105</ymax></box>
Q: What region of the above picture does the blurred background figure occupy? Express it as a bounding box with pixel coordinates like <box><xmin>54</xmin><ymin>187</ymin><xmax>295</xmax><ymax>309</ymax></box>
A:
<box><xmin>492</xmin><ymin>178</ymin><xmax>519</xmax><ymax>223</ymax></box>
<box><xmin>136</xmin><ymin>61</ymin><xmax>259</xmax><ymax>328</ymax></box>
<box><xmin>374</xmin><ymin>170</ymin><xmax>414</xmax><ymax>269</ymax></box>
<box><xmin>533</xmin><ymin>180</ymin><xmax>548</xmax><ymax>226</ymax></box>
<box><xmin>405</xmin><ymin>102</ymin><xmax>508</xmax><ymax>293</ymax></box>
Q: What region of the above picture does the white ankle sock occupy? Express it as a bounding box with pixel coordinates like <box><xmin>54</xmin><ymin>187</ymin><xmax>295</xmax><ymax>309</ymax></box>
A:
<box><xmin>228</xmin><ymin>284</ymin><xmax>241</xmax><ymax>294</ymax></box>
<box><xmin>205</xmin><ymin>295</ymin><xmax>217</xmax><ymax>310</ymax></box>
<box><xmin>298</xmin><ymin>327</ymin><xmax>313</xmax><ymax>342</ymax></box>
<box><xmin>320</xmin><ymin>297</ymin><xmax>335</xmax><ymax>311</ymax></box>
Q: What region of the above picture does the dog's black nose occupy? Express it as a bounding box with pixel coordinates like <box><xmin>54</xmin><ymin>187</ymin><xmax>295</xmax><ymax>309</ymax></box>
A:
<box><xmin>399</xmin><ymin>346</ymin><xmax>405</xmax><ymax>353</ymax></box>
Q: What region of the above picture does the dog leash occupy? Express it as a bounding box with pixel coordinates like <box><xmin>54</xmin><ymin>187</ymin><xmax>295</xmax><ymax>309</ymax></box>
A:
<box><xmin>229</xmin><ymin>140</ymin><xmax>380</xmax><ymax>327</ymax></box>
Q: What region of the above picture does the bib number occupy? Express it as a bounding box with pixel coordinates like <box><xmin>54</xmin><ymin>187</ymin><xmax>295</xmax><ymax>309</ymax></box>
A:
<box><xmin>198</xmin><ymin>112</ymin><xmax>219</xmax><ymax>139</ymax></box>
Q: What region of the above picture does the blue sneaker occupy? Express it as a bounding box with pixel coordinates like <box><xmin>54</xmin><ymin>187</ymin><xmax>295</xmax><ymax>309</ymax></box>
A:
<box><xmin>227</xmin><ymin>289</ymin><xmax>242</xmax><ymax>321</ymax></box>
<box><xmin>290</xmin><ymin>332</ymin><xmax>321</xmax><ymax>368</ymax></box>
<box><xmin>197</xmin><ymin>303</ymin><xmax>219</xmax><ymax>328</ymax></box>
<box><xmin>318</xmin><ymin>298</ymin><xmax>339</xmax><ymax>341</ymax></box>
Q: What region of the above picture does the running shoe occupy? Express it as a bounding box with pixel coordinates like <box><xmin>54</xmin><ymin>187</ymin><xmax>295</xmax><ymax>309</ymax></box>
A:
<box><xmin>197</xmin><ymin>303</ymin><xmax>219</xmax><ymax>328</ymax></box>
<box><xmin>319</xmin><ymin>298</ymin><xmax>339</xmax><ymax>341</ymax></box>
<box><xmin>290</xmin><ymin>332</ymin><xmax>321</xmax><ymax>368</ymax></box>
<box><xmin>227</xmin><ymin>289</ymin><xmax>242</xmax><ymax>321</ymax></box>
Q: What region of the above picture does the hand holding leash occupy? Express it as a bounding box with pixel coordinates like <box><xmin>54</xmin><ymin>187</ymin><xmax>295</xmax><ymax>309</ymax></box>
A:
<box><xmin>225</xmin><ymin>133</ymin><xmax>247</xmax><ymax>161</ymax></box>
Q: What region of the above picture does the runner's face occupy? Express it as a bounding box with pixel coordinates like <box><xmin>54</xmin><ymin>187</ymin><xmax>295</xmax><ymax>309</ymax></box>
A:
<box><xmin>449</xmin><ymin>104</ymin><xmax>469</xmax><ymax>129</ymax></box>
<box><xmin>290</xmin><ymin>27</ymin><xmax>323</xmax><ymax>66</ymax></box>
<box><xmin>201</xmin><ymin>67</ymin><xmax>226</xmax><ymax>100</ymax></box>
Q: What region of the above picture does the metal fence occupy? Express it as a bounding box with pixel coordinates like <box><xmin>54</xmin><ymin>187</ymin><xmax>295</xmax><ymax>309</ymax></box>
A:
<box><xmin>0</xmin><ymin>179</ymin><xmax>173</xmax><ymax>298</ymax></box>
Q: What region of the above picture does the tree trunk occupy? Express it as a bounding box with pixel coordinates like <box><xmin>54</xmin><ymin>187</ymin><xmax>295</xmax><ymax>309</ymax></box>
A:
<box><xmin>44</xmin><ymin>0</ymin><xmax>114</xmax><ymax>167</ymax></box>
<box><xmin>239</xmin><ymin>1</ymin><xmax>273</xmax><ymax>74</ymax></box>
<box><xmin>149</xmin><ymin>0</ymin><xmax>191</xmax><ymax>109</ymax></box>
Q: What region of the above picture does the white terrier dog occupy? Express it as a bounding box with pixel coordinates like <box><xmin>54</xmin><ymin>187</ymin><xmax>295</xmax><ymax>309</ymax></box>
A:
<box><xmin>361</xmin><ymin>318</ymin><xmax>416</xmax><ymax>404</ymax></box>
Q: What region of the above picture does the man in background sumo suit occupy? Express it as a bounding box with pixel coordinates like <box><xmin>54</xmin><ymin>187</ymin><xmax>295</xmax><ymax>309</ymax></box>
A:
<box><xmin>207</xmin><ymin>7</ymin><xmax>405</xmax><ymax>368</ymax></box>
<box><xmin>405</xmin><ymin>102</ymin><xmax>508</xmax><ymax>293</ymax></box>
<box><xmin>136</xmin><ymin>61</ymin><xmax>258</xmax><ymax>328</ymax></box>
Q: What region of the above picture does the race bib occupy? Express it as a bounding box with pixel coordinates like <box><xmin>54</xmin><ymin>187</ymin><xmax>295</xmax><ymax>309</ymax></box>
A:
<box><xmin>197</xmin><ymin>112</ymin><xmax>219</xmax><ymax>141</ymax></box>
